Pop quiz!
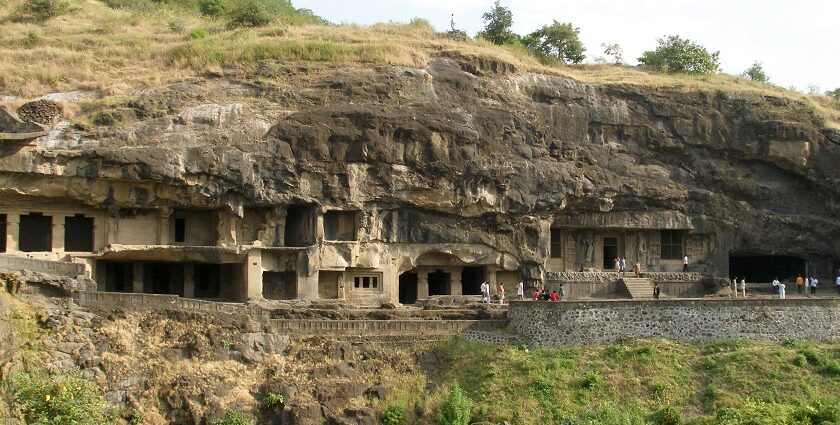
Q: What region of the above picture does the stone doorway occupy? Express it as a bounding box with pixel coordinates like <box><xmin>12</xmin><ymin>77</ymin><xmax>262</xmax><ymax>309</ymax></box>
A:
<box><xmin>318</xmin><ymin>271</ymin><xmax>341</xmax><ymax>299</ymax></box>
<box><xmin>603</xmin><ymin>237</ymin><xmax>618</xmax><ymax>270</ymax></box>
<box><xmin>428</xmin><ymin>270</ymin><xmax>450</xmax><ymax>296</ymax></box>
<box><xmin>398</xmin><ymin>272</ymin><xmax>418</xmax><ymax>304</ymax></box>
<box><xmin>460</xmin><ymin>266</ymin><xmax>484</xmax><ymax>295</ymax></box>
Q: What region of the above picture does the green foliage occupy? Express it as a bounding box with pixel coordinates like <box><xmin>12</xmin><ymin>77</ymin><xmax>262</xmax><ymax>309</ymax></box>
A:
<box><xmin>381</xmin><ymin>404</ymin><xmax>406</xmax><ymax>425</ymax></box>
<box><xmin>189</xmin><ymin>27</ymin><xmax>209</xmax><ymax>40</ymax></box>
<box><xmin>211</xmin><ymin>410</ymin><xmax>252</xmax><ymax>425</ymax></box>
<box><xmin>742</xmin><ymin>61</ymin><xmax>770</xmax><ymax>83</ymax></box>
<box><xmin>649</xmin><ymin>406</ymin><xmax>682</xmax><ymax>425</ymax></box>
<box><xmin>478</xmin><ymin>0</ymin><xmax>515</xmax><ymax>45</ymax></box>
<box><xmin>10</xmin><ymin>371</ymin><xmax>115</xmax><ymax>425</ymax></box>
<box><xmin>437</xmin><ymin>384</ymin><xmax>472</xmax><ymax>425</ymax></box>
<box><xmin>227</xmin><ymin>0</ymin><xmax>271</xmax><ymax>28</ymax></box>
<box><xmin>127</xmin><ymin>411</ymin><xmax>143</xmax><ymax>425</ymax></box>
<box><xmin>198</xmin><ymin>0</ymin><xmax>226</xmax><ymax>17</ymax></box>
<box><xmin>826</xmin><ymin>88</ymin><xmax>840</xmax><ymax>101</ymax></box>
<box><xmin>793</xmin><ymin>353</ymin><xmax>808</xmax><ymax>367</ymax></box>
<box><xmin>581</xmin><ymin>371</ymin><xmax>600</xmax><ymax>390</ymax></box>
<box><xmin>19</xmin><ymin>0</ymin><xmax>68</xmax><ymax>20</ymax></box>
<box><xmin>167</xmin><ymin>20</ymin><xmax>185</xmax><ymax>33</ymax></box>
<box><xmin>638</xmin><ymin>35</ymin><xmax>720</xmax><ymax>74</ymax></box>
<box><xmin>261</xmin><ymin>391</ymin><xmax>284</xmax><ymax>408</ymax></box>
<box><xmin>22</xmin><ymin>30</ymin><xmax>41</xmax><ymax>48</ymax></box>
<box><xmin>524</xmin><ymin>20</ymin><xmax>586</xmax><ymax>64</ymax></box>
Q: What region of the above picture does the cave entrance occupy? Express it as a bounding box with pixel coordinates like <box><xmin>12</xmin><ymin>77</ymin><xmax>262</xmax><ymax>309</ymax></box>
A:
<box><xmin>398</xmin><ymin>272</ymin><xmax>418</xmax><ymax>304</ymax></box>
<box><xmin>0</xmin><ymin>214</ymin><xmax>6</xmax><ymax>252</ymax></box>
<box><xmin>603</xmin><ymin>237</ymin><xmax>618</xmax><ymax>270</ymax></box>
<box><xmin>729</xmin><ymin>255</ymin><xmax>805</xmax><ymax>283</ymax></box>
<box><xmin>460</xmin><ymin>267</ymin><xmax>484</xmax><ymax>295</ymax></box>
<box><xmin>19</xmin><ymin>212</ymin><xmax>52</xmax><ymax>252</ymax></box>
<box><xmin>263</xmin><ymin>271</ymin><xmax>297</xmax><ymax>300</ymax></box>
<box><xmin>195</xmin><ymin>264</ymin><xmax>222</xmax><ymax>299</ymax></box>
<box><xmin>318</xmin><ymin>271</ymin><xmax>341</xmax><ymax>299</ymax></box>
<box><xmin>428</xmin><ymin>270</ymin><xmax>451</xmax><ymax>296</ymax></box>
<box><xmin>284</xmin><ymin>204</ymin><xmax>316</xmax><ymax>247</ymax></box>
<box><xmin>143</xmin><ymin>263</ymin><xmax>183</xmax><ymax>296</ymax></box>
<box><xmin>65</xmin><ymin>214</ymin><xmax>94</xmax><ymax>252</ymax></box>
<box><xmin>104</xmin><ymin>262</ymin><xmax>133</xmax><ymax>292</ymax></box>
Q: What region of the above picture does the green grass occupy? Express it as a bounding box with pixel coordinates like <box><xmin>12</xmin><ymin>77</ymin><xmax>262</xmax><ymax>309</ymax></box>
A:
<box><xmin>371</xmin><ymin>337</ymin><xmax>840</xmax><ymax>424</ymax></box>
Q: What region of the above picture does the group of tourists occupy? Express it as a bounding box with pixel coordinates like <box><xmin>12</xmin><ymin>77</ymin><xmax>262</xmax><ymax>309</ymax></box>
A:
<box><xmin>480</xmin><ymin>281</ymin><xmax>509</xmax><ymax>304</ymax></box>
<box><xmin>611</xmin><ymin>256</ymin><xmax>647</xmax><ymax>277</ymax></box>
<box><xmin>531</xmin><ymin>285</ymin><xmax>566</xmax><ymax>302</ymax></box>
<box><xmin>729</xmin><ymin>277</ymin><xmax>747</xmax><ymax>297</ymax></box>
<box><xmin>734</xmin><ymin>272</ymin><xmax>840</xmax><ymax>299</ymax></box>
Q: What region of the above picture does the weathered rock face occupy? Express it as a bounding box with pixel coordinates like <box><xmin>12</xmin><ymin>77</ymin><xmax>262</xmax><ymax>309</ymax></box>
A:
<box><xmin>1</xmin><ymin>58</ymin><xmax>838</xmax><ymax>279</ymax></box>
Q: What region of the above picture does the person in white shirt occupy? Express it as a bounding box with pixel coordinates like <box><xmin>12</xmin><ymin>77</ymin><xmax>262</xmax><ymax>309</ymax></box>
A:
<box><xmin>810</xmin><ymin>277</ymin><xmax>818</xmax><ymax>295</ymax></box>
<box><xmin>683</xmin><ymin>255</ymin><xmax>689</xmax><ymax>272</ymax></box>
<box><xmin>835</xmin><ymin>275</ymin><xmax>840</xmax><ymax>295</ymax></box>
<box><xmin>772</xmin><ymin>278</ymin><xmax>780</xmax><ymax>296</ymax></box>
<box><xmin>480</xmin><ymin>281</ymin><xmax>489</xmax><ymax>303</ymax></box>
<box><xmin>779</xmin><ymin>281</ymin><xmax>786</xmax><ymax>299</ymax></box>
<box><xmin>516</xmin><ymin>281</ymin><xmax>524</xmax><ymax>300</ymax></box>
<box><xmin>739</xmin><ymin>277</ymin><xmax>746</xmax><ymax>297</ymax></box>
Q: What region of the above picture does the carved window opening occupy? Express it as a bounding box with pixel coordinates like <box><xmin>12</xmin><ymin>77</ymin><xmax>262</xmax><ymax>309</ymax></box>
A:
<box><xmin>65</xmin><ymin>214</ymin><xmax>94</xmax><ymax>252</ymax></box>
<box><xmin>19</xmin><ymin>212</ymin><xmax>52</xmax><ymax>252</ymax></box>
<box><xmin>284</xmin><ymin>204</ymin><xmax>316</xmax><ymax>247</ymax></box>
<box><xmin>660</xmin><ymin>230</ymin><xmax>683</xmax><ymax>260</ymax></box>
<box><xmin>324</xmin><ymin>210</ymin><xmax>358</xmax><ymax>241</ymax></box>
<box><xmin>353</xmin><ymin>275</ymin><xmax>379</xmax><ymax>289</ymax></box>
<box><xmin>550</xmin><ymin>229</ymin><xmax>562</xmax><ymax>258</ymax></box>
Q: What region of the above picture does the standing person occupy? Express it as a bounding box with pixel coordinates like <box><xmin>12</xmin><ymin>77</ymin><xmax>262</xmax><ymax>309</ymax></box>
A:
<box><xmin>739</xmin><ymin>277</ymin><xmax>747</xmax><ymax>298</ymax></box>
<box><xmin>550</xmin><ymin>290</ymin><xmax>559</xmax><ymax>302</ymax></box>
<box><xmin>531</xmin><ymin>288</ymin><xmax>540</xmax><ymax>301</ymax></box>
<box><xmin>558</xmin><ymin>284</ymin><xmax>566</xmax><ymax>301</ymax></box>
<box><xmin>796</xmin><ymin>274</ymin><xmax>804</xmax><ymax>294</ymax></box>
<box><xmin>516</xmin><ymin>281</ymin><xmax>524</xmax><ymax>300</ymax></box>
<box><xmin>779</xmin><ymin>281</ymin><xmax>786</xmax><ymax>299</ymax></box>
<box><xmin>653</xmin><ymin>283</ymin><xmax>661</xmax><ymax>300</ymax></box>
<box><xmin>496</xmin><ymin>282</ymin><xmax>506</xmax><ymax>304</ymax></box>
<box><xmin>634</xmin><ymin>261</ymin><xmax>642</xmax><ymax>278</ymax></box>
<box><xmin>614</xmin><ymin>257</ymin><xmax>620</xmax><ymax>273</ymax></box>
<box><xmin>835</xmin><ymin>274</ymin><xmax>840</xmax><ymax>295</ymax></box>
<box><xmin>731</xmin><ymin>278</ymin><xmax>738</xmax><ymax>298</ymax></box>
<box><xmin>683</xmin><ymin>255</ymin><xmax>689</xmax><ymax>272</ymax></box>
<box><xmin>810</xmin><ymin>277</ymin><xmax>818</xmax><ymax>295</ymax></box>
<box><xmin>772</xmin><ymin>277</ymin><xmax>780</xmax><ymax>296</ymax></box>
<box><xmin>480</xmin><ymin>281</ymin><xmax>489</xmax><ymax>303</ymax></box>
<box><xmin>620</xmin><ymin>257</ymin><xmax>627</xmax><ymax>276</ymax></box>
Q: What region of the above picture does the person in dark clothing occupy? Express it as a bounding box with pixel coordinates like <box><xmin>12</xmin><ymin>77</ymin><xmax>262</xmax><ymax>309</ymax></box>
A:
<box><xmin>653</xmin><ymin>283</ymin><xmax>661</xmax><ymax>300</ymax></box>
<box><xmin>540</xmin><ymin>289</ymin><xmax>550</xmax><ymax>301</ymax></box>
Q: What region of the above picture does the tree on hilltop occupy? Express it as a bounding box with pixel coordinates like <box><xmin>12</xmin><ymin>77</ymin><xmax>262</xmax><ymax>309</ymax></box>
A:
<box><xmin>524</xmin><ymin>21</ymin><xmax>585</xmax><ymax>64</ymax></box>
<box><xmin>638</xmin><ymin>35</ymin><xmax>720</xmax><ymax>74</ymax></box>
<box><xmin>478</xmin><ymin>0</ymin><xmax>516</xmax><ymax>45</ymax></box>
<box><xmin>742</xmin><ymin>61</ymin><xmax>770</xmax><ymax>83</ymax></box>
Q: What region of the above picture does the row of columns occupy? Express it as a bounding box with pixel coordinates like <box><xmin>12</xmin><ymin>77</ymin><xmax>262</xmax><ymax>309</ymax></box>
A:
<box><xmin>2</xmin><ymin>212</ymin><xmax>67</xmax><ymax>254</ymax></box>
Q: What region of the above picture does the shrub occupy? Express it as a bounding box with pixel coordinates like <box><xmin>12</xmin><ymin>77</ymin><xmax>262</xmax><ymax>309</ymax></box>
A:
<box><xmin>168</xmin><ymin>21</ymin><xmax>185</xmax><ymax>33</ymax></box>
<box><xmin>198</xmin><ymin>0</ymin><xmax>226</xmax><ymax>17</ymax></box>
<box><xmin>189</xmin><ymin>28</ymin><xmax>209</xmax><ymax>39</ymax></box>
<box><xmin>128</xmin><ymin>410</ymin><xmax>144</xmax><ymax>425</ymax></box>
<box><xmin>742</xmin><ymin>61</ymin><xmax>770</xmax><ymax>83</ymax></box>
<box><xmin>581</xmin><ymin>371</ymin><xmax>600</xmax><ymax>390</ymax></box>
<box><xmin>791</xmin><ymin>400</ymin><xmax>840</xmax><ymax>424</ymax></box>
<box><xmin>227</xmin><ymin>0</ymin><xmax>271</xmax><ymax>28</ymax></box>
<box><xmin>262</xmin><ymin>391</ymin><xmax>284</xmax><ymax>408</ymax></box>
<box><xmin>638</xmin><ymin>35</ymin><xmax>720</xmax><ymax>74</ymax></box>
<box><xmin>793</xmin><ymin>353</ymin><xmax>808</xmax><ymax>367</ymax></box>
<box><xmin>20</xmin><ymin>0</ymin><xmax>68</xmax><ymax>20</ymax></box>
<box><xmin>437</xmin><ymin>384</ymin><xmax>472</xmax><ymax>425</ymax></box>
<box><xmin>212</xmin><ymin>410</ymin><xmax>252</xmax><ymax>425</ymax></box>
<box><xmin>11</xmin><ymin>371</ymin><xmax>115</xmax><ymax>425</ymax></box>
<box><xmin>649</xmin><ymin>406</ymin><xmax>682</xmax><ymax>425</ymax></box>
<box><xmin>381</xmin><ymin>404</ymin><xmax>406</xmax><ymax>425</ymax></box>
<box><xmin>818</xmin><ymin>361</ymin><xmax>840</xmax><ymax>377</ymax></box>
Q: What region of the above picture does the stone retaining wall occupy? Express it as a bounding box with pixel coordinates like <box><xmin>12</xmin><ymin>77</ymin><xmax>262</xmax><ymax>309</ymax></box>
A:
<box><xmin>268</xmin><ymin>319</ymin><xmax>506</xmax><ymax>336</ymax></box>
<box><xmin>75</xmin><ymin>291</ymin><xmax>269</xmax><ymax>321</ymax></box>
<box><xmin>0</xmin><ymin>255</ymin><xmax>85</xmax><ymax>278</ymax></box>
<box><xmin>509</xmin><ymin>299</ymin><xmax>840</xmax><ymax>345</ymax></box>
<box><xmin>545</xmin><ymin>271</ymin><xmax>704</xmax><ymax>283</ymax></box>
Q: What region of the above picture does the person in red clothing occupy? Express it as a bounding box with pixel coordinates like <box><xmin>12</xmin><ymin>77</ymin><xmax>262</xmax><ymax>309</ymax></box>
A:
<box><xmin>531</xmin><ymin>288</ymin><xmax>540</xmax><ymax>301</ymax></box>
<box><xmin>550</xmin><ymin>290</ymin><xmax>559</xmax><ymax>302</ymax></box>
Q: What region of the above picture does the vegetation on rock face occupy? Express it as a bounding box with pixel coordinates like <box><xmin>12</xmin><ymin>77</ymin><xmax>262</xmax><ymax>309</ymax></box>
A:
<box><xmin>523</xmin><ymin>20</ymin><xmax>586</xmax><ymax>64</ymax></box>
<box><xmin>211</xmin><ymin>410</ymin><xmax>253</xmax><ymax>425</ymax></box>
<box><xmin>639</xmin><ymin>35</ymin><xmax>721</xmax><ymax>74</ymax></box>
<box><xmin>10</xmin><ymin>371</ymin><xmax>115</xmax><ymax>425</ymax></box>
<box><xmin>477</xmin><ymin>0</ymin><xmax>515</xmax><ymax>45</ymax></box>
<box><xmin>436</xmin><ymin>383</ymin><xmax>472</xmax><ymax>425</ymax></box>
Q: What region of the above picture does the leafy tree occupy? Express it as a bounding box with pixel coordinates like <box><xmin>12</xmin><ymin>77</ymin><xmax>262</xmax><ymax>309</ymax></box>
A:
<box><xmin>602</xmin><ymin>42</ymin><xmax>623</xmax><ymax>64</ymax></box>
<box><xmin>826</xmin><ymin>88</ymin><xmax>840</xmax><ymax>101</ymax></box>
<box><xmin>524</xmin><ymin>21</ymin><xmax>585</xmax><ymax>64</ymax></box>
<box><xmin>198</xmin><ymin>0</ymin><xmax>226</xmax><ymax>17</ymax></box>
<box><xmin>227</xmin><ymin>0</ymin><xmax>271</xmax><ymax>27</ymax></box>
<box><xmin>19</xmin><ymin>0</ymin><xmax>68</xmax><ymax>20</ymax></box>
<box><xmin>478</xmin><ymin>0</ymin><xmax>515</xmax><ymax>45</ymax></box>
<box><xmin>638</xmin><ymin>35</ymin><xmax>720</xmax><ymax>74</ymax></box>
<box><xmin>742</xmin><ymin>61</ymin><xmax>770</xmax><ymax>83</ymax></box>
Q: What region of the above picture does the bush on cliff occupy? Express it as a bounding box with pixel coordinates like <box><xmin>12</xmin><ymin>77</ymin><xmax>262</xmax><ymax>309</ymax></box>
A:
<box><xmin>639</xmin><ymin>35</ymin><xmax>720</xmax><ymax>74</ymax></box>
<box><xmin>437</xmin><ymin>384</ymin><xmax>472</xmax><ymax>425</ymax></box>
<box><xmin>10</xmin><ymin>371</ymin><xmax>115</xmax><ymax>425</ymax></box>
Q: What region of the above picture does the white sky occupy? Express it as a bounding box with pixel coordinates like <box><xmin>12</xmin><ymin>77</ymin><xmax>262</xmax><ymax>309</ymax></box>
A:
<box><xmin>294</xmin><ymin>0</ymin><xmax>839</xmax><ymax>92</ymax></box>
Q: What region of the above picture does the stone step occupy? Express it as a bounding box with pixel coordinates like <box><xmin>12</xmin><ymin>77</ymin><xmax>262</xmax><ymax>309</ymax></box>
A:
<box><xmin>620</xmin><ymin>277</ymin><xmax>655</xmax><ymax>299</ymax></box>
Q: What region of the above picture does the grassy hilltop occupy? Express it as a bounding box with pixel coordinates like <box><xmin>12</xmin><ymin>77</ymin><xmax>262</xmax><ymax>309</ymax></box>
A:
<box><xmin>0</xmin><ymin>0</ymin><xmax>838</xmax><ymax>129</ymax></box>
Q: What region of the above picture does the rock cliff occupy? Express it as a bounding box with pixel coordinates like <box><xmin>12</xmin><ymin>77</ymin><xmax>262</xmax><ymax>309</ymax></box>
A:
<box><xmin>1</xmin><ymin>57</ymin><xmax>839</xmax><ymax>276</ymax></box>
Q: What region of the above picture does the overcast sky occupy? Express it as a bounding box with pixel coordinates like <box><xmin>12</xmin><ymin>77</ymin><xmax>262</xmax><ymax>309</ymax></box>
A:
<box><xmin>295</xmin><ymin>0</ymin><xmax>839</xmax><ymax>92</ymax></box>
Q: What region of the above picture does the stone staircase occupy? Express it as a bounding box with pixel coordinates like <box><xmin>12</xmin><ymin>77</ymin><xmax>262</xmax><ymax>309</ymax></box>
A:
<box><xmin>620</xmin><ymin>277</ymin><xmax>655</xmax><ymax>299</ymax></box>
